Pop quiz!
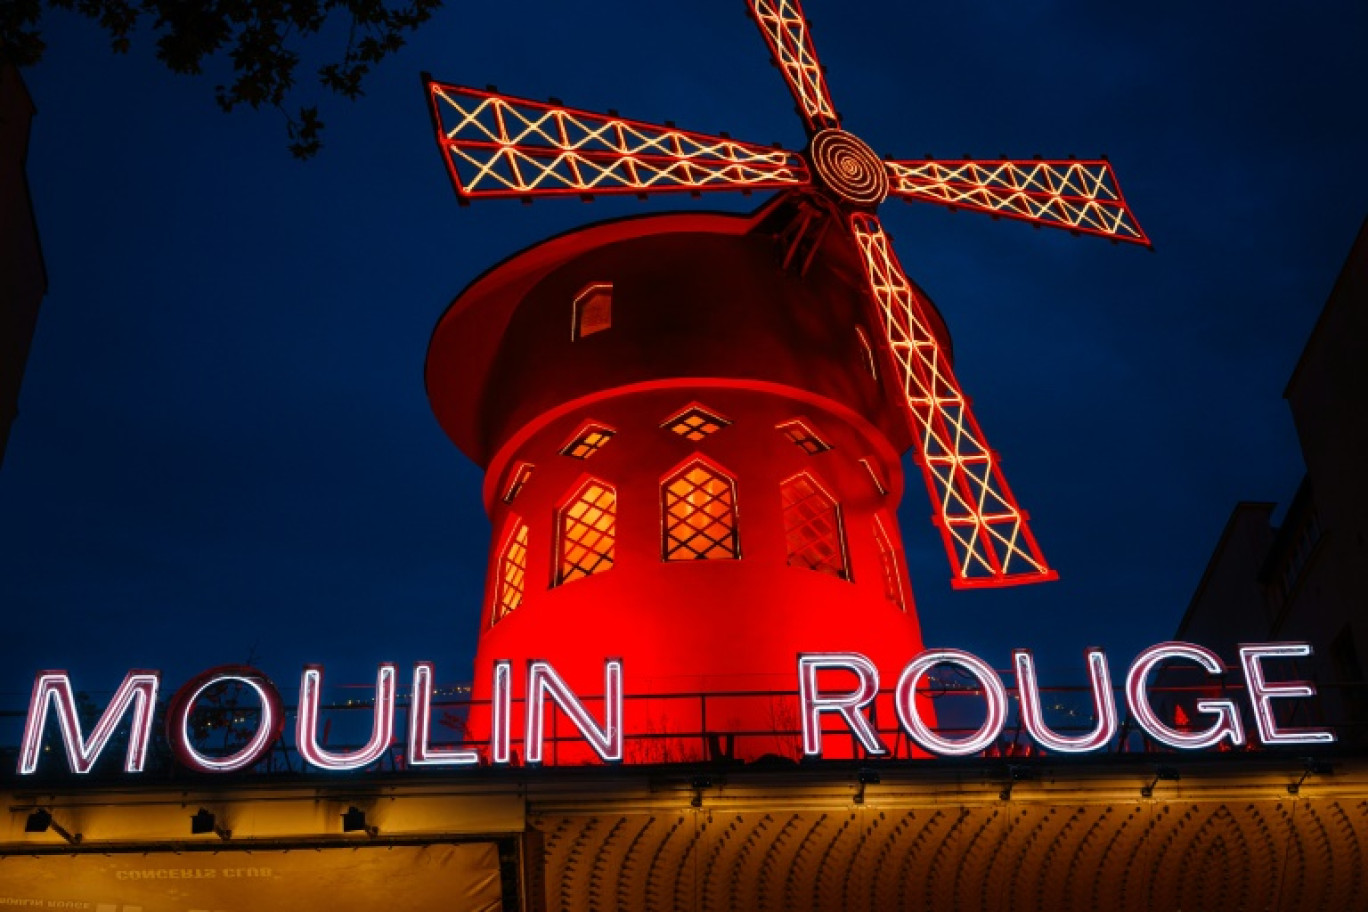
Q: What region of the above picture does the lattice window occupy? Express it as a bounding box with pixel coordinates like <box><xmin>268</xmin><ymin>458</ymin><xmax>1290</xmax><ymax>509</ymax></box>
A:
<box><xmin>778</xmin><ymin>419</ymin><xmax>831</xmax><ymax>454</ymax></box>
<box><xmin>573</xmin><ymin>283</ymin><xmax>612</xmax><ymax>339</ymax></box>
<box><xmin>561</xmin><ymin>424</ymin><xmax>615</xmax><ymax>460</ymax></box>
<box><xmin>663</xmin><ymin>461</ymin><xmax>739</xmax><ymax>561</ymax></box>
<box><xmin>873</xmin><ymin>515</ymin><xmax>905</xmax><ymax>610</ymax></box>
<box><xmin>855</xmin><ymin>327</ymin><xmax>878</xmax><ymax>379</ymax></box>
<box><xmin>781</xmin><ymin>473</ymin><xmax>847</xmax><ymax>579</ymax></box>
<box><xmin>557</xmin><ymin>479</ymin><xmax>616</xmax><ymax>584</ymax></box>
<box><xmin>502</xmin><ymin>463</ymin><xmax>535</xmax><ymax>504</ymax></box>
<box><xmin>493</xmin><ymin>520</ymin><xmax>530</xmax><ymax>624</ymax></box>
<box><xmin>664</xmin><ymin>405</ymin><xmax>731</xmax><ymax>441</ymax></box>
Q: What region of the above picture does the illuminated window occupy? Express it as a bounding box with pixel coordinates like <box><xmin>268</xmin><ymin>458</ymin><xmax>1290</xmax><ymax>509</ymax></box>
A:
<box><xmin>856</xmin><ymin>327</ymin><xmax>878</xmax><ymax>379</ymax></box>
<box><xmin>872</xmin><ymin>515</ymin><xmax>905</xmax><ymax>610</ymax></box>
<box><xmin>663</xmin><ymin>461</ymin><xmax>739</xmax><ymax>561</ymax></box>
<box><xmin>781</xmin><ymin>473</ymin><xmax>847</xmax><ymax>579</ymax></box>
<box><xmin>561</xmin><ymin>424</ymin><xmax>615</xmax><ymax>460</ymax></box>
<box><xmin>573</xmin><ymin>283</ymin><xmax>613</xmax><ymax>339</ymax></box>
<box><xmin>777</xmin><ymin>419</ymin><xmax>831</xmax><ymax>454</ymax></box>
<box><xmin>557</xmin><ymin>479</ymin><xmax>616</xmax><ymax>584</ymax></box>
<box><xmin>493</xmin><ymin>520</ymin><xmax>530</xmax><ymax>624</ymax></box>
<box><xmin>663</xmin><ymin>404</ymin><xmax>731</xmax><ymax>441</ymax></box>
<box><xmin>502</xmin><ymin>463</ymin><xmax>535</xmax><ymax>504</ymax></box>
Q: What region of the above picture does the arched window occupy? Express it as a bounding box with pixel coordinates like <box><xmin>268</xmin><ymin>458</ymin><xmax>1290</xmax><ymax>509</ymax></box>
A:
<box><xmin>777</xmin><ymin>418</ymin><xmax>831</xmax><ymax>454</ymax></box>
<box><xmin>493</xmin><ymin>518</ymin><xmax>530</xmax><ymax>624</ymax></box>
<box><xmin>560</xmin><ymin>423</ymin><xmax>615</xmax><ymax>460</ymax></box>
<box><xmin>502</xmin><ymin>462</ymin><xmax>535</xmax><ymax>503</ymax></box>
<box><xmin>573</xmin><ymin>283</ymin><xmax>613</xmax><ymax>339</ymax></box>
<box><xmin>781</xmin><ymin>473</ymin><xmax>848</xmax><ymax>579</ymax></box>
<box><xmin>872</xmin><ymin>515</ymin><xmax>906</xmax><ymax>610</ymax></box>
<box><xmin>557</xmin><ymin>478</ymin><xmax>617</xmax><ymax>584</ymax></box>
<box><xmin>662</xmin><ymin>460</ymin><xmax>739</xmax><ymax>561</ymax></box>
<box><xmin>663</xmin><ymin>404</ymin><xmax>731</xmax><ymax>441</ymax></box>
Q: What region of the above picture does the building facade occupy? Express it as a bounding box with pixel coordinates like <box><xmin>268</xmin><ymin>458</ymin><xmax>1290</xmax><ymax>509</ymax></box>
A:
<box><xmin>0</xmin><ymin>62</ymin><xmax>47</xmax><ymax>469</ymax></box>
<box><xmin>1177</xmin><ymin>217</ymin><xmax>1368</xmax><ymax>742</ymax></box>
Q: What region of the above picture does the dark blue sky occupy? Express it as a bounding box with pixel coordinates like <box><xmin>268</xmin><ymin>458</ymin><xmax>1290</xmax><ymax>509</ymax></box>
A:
<box><xmin>2</xmin><ymin>0</ymin><xmax>1366</xmax><ymax>700</ymax></box>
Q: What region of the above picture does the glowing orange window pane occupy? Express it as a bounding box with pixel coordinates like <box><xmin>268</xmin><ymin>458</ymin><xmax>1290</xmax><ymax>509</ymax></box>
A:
<box><xmin>664</xmin><ymin>406</ymin><xmax>731</xmax><ymax>441</ymax></box>
<box><xmin>558</xmin><ymin>480</ymin><xmax>616</xmax><ymax>584</ymax></box>
<box><xmin>663</xmin><ymin>463</ymin><xmax>739</xmax><ymax>561</ymax></box>
<box><xmin>573</xmin><ymin>284</ymin><xmax>612</xmax><ymax>339</ymax></box>
<box><xmin>561</xmin><ymin>425</ymin><xmax>615</xmax><ymax>460</ymax></box>
<box><xmin>494</xmin><ymin>521</ymin><xmax>530</xmax><ymax>624</ymax></box>
<box><xmin>778</xmin><ymin>420</ymin><xmax>831</xmax><ymax>455</ymax></box>
<box><xmin>781</xmin><ymin>474</ymin><xmax>847</xmax><ymax>579</ymax></box>
<box><xmin>873</xmin><ymin>516</ymin><xmax>905</xmax><ymax>610</ymax></box>
<box><xmin>502</xmin><ymin>463</ymin><xmax>535</xmax><ymax>503</ymax></box>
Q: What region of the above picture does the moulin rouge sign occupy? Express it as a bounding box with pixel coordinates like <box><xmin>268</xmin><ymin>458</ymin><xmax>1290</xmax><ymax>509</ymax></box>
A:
<box><xmin>17</xmin><ymin>642</ymin><xmax>1334</xmax><ymax>776</ymax></box>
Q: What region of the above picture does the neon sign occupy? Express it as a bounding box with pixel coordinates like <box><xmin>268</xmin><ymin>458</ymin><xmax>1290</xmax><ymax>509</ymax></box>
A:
<box><xmin>15</xmin><ymin>640</ymin><xmax>1333</xmax><ymax>775</ymax></box>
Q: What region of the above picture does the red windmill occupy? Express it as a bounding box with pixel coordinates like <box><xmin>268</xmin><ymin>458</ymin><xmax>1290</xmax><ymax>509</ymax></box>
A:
<box><xmin>422</xmin><ymin>0</ymin><xmax>1146</xmax><ymax>760</ymax></box>
<box><xmin>425</xmin><ymin>0</ymin><xmax>1147</xmax><ymax>589</ymax></box>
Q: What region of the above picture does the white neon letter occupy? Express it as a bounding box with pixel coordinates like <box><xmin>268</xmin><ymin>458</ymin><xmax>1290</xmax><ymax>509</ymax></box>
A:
<box><xmin>1239</xmin><ymin>643</ymin><xmax>1336</xmax><ymax>745</ymax></box>
<box><xmin>1126</xmin><ymin>642</ymin><xmax>1245</xmax><ymax>749</ymax></box>
<box><xmin>167</xmin><ymin>667</ymin><xmax>283</xmax><ymax>773</ymax></box>
<box><xmin>797</xmin><ymin>653</ymin><xmax>886</xmax><ymax>757</ymax></box>
<box><xmin>19</xmin><ymin>670</ymin><xmax>160</xmax><ymax>774</ymax></box>
<box><xmin>491</xmin><ymin>660</ymin><xmax>513</xmax><ymax>764</ymax></box>
<box><xmin>1014</xmin><ymin>648</ymin><xmax>1118</xmax><ymax>754</ymax></box>
<box><xmin>408</xmin><ymin>662</ymin><xmax>480</xmax><ymax>766</ymax></box>
<box><xmin>296</xmin><ymin>664</ymin><xmax>397</xmax><ymax>771</ymax></box>
<box><xmin>895</xmin><ymin>649</ymin><xmax>1006</xmax><ymax>757</ymax></box>
<box><xmin>524</xmin><ymin>659</ymin><xmax>623</xmax><ymax>764</ymax></box>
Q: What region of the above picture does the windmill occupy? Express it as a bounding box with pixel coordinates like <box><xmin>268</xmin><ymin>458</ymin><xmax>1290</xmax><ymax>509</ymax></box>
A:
<box><xmin>423</xmin><ymin>0</ymin><xmax>1147</xmax><ymax>589</ymax></box>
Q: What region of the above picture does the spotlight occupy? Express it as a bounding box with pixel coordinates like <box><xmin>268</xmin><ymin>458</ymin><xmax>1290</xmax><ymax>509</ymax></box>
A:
<box><xmin>1288</xmin><ymin>758</ymin><xmax>1334</xmax><ymax>795</ymax></box>
<box><xmin>1141</xmin><ymin>766</ymin><xmax>1181</xmax><ymax>798</ymax></box>
<box><xmin>191</xmin><ymin>809</ymin><xmax>231</xmax><ymax>840</ymax></box>
<box><xmin>341</xmin><ymin>806</ymin><xmax>377</xmax><ymax>837</ymax></box>
<box><xmin>24</xmin><ymin>809</ymin><xmax>80</xmax><ymax>844</ymax></box>
<box><xmin>999</xmin><ymin>764</ymin><xmax>1030</xmax><ymax>801</ymax></box>
<box><xmin>854</xmin><ymin>768</ymin><xmax>881</xmax><ymax>805</ymax></box>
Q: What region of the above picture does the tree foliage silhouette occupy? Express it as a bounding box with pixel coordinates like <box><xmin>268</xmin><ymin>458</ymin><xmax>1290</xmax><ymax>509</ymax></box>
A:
<box><xmin>1</xmin><ymin>0</ymin><xmax>441</xmax><ymax>158</ymax></box>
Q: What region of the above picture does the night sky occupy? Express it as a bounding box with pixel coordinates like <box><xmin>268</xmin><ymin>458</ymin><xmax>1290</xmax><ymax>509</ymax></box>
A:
<box><xmin>2</xmin><ymin>0</ymin><xmax>1366</xmax><ymax>705</ymax></box>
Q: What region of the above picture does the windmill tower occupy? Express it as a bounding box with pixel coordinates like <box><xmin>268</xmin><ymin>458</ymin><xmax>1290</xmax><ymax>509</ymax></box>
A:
<box><xmin>423</xmin><ymin>0</ymin><xmax>1146</xmax><ymax>762</ymax></box>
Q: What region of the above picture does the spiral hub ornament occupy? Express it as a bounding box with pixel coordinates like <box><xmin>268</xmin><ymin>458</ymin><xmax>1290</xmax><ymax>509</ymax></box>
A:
<box><xmin>807</xmin><ymin>128</ymin><xmax>889</xmax><ymax>208</ymax></box>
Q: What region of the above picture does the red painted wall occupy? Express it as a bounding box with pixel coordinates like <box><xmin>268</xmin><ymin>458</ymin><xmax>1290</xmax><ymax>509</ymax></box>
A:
<box><xmin>428</xmin><ymin>205</ymin><xmax>938</xmax><ymax>761</ymax></box>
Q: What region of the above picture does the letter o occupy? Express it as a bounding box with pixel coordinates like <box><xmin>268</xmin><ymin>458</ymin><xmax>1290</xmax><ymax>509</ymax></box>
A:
<box><xmin>166</xmin><ymin>666</ymin><xmax>284</xmax><ymax>773</ymax></box>
<box><xmin>895</xmin><ymin>649</ymin><xmax>1007</xmax><ymax>757</ymax></box>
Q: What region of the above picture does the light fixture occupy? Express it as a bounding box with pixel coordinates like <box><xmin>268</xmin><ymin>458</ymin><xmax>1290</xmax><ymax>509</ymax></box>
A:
<box><xmin>998</xmin><ymin>764</ymin><xmax>1035</xmax><ymax>801</ymax></box>
<box><xmin>341</xmin><ymin>806</ymin><xmax>378</xmax><ymax>836</ymax></box>
<box><xmin>854</xmin><ymin>768</ymin><xmax>881</xmax><ymax>805</ymax></box>
<box><xmin>1140</xmin><ymin>766</ymin><xmax>1181</xmax><ymax>798</ymax></box>
<box><xmin>25</xmin><ymin>809</ymin><xmax>81</xmax><ymax>844</ymax></box>
<box><xmin>689</xmin><ymin>776</ymin><xmax>712</xmax><ymax>809</ymax></box>
<box><xmin>1288</xmin><ymin>758</ymin><xmax>1334</xmax><ymax>795</ymax></box>
<box><xmin>190</xmin><ymin>808</ymin><xmax>231</xmax><ymax>840</ymax></box>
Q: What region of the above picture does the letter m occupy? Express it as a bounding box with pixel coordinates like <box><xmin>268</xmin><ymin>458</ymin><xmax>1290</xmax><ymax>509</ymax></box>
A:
<box><xmin>19</xmin><ymin>671</ymin><xmax>160</xmax><ymax>774</ymax></box>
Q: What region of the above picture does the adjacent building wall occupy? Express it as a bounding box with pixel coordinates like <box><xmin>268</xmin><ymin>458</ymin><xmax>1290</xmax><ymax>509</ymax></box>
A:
<box><xmin>1178</xmin><ymin>218</ymin><xmax>1368</xmax><ymax>741</ymax></box>
<box><xmin>0</xmin><ymin>62</ymin><xmax>47</xmax><ymax>469</ymax></box>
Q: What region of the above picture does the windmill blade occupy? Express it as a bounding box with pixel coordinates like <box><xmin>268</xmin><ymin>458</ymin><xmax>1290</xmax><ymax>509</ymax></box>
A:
<box><xmin>885</xmin><ymin>158</ymin><xmax>1150</xmax><ymax>246</ymax></box>
<box><xmin>746</xmin><ymin>0</ymin><xmax>841</xmax><ymax>134</ymax></box>
<box><xmin>427</xmin><ymin>82</ymin><xmax>810</xmax><ymax>200</ymax></box>
<box><xmin>848</xmin><ymin>212</ymin><xmax>1057</xmax><ymax>589</ymax></box>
